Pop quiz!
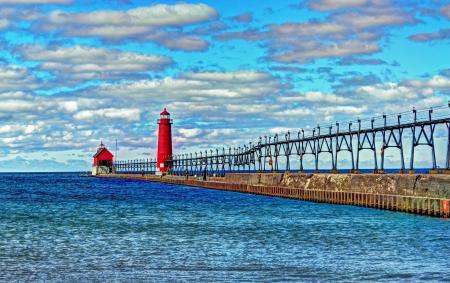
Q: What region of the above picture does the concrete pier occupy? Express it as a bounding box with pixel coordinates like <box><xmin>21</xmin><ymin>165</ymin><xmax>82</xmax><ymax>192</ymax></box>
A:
<box><xmin>99</xmin><ymin>173</ymin><xmax>450</xmax><ymax>218</ymax></box>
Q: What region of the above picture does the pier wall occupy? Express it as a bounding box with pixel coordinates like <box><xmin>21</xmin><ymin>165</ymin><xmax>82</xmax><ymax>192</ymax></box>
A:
<box><xmin>225</xmin><ymin>173</ymin><xmax>450</xmax><ymax>199</ymax></box>
<box><xmin>100</xmin><ymin>173</ymin><xmax>450</xmax><ymax>218</ymax></box>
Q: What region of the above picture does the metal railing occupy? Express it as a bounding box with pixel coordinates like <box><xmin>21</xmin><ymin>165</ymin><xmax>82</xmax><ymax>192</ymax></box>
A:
<box><xmin>115</xmin><ymin>104</ymin><xmax>450</xmax><ymax>176</ymax></box>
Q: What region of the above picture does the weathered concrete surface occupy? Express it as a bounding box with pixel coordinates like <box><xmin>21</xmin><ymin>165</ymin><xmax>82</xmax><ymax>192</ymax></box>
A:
<box><xmin>224</xmin><ymin>173</ymin><xmax>450</xmax><ymax>198</ymax></box>
<box><xmin>99</xmin><ymin>173</ymin><xmax>450</xmax><ymax>218</ymax></box>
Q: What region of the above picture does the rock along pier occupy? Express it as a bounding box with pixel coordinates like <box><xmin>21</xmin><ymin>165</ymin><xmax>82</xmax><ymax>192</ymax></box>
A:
<box><xmin>99</xmin><ymin>172</ymin><xmax>450</xmax><ymax>218</ymax></box>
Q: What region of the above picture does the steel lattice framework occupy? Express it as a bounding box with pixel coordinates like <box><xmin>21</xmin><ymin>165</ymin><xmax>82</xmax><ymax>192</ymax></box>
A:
<box><xmin>114</xmin><ymin>104</ymin><xmax>450</xmax><ymax>175</ymax></box>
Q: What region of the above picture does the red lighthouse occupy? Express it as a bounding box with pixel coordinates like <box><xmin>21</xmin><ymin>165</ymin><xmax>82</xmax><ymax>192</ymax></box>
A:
<box><xmin>157</xmin><ymin>108</ymin><xmax>173</xmax><ymax>173</ymax></box>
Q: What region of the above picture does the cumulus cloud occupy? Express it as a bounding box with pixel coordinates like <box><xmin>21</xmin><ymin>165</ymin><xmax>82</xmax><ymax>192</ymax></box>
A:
<box><xmin>358</xmin><ymin>82</ymin><xmax>421</xmax><ymax>100</ymax></box>
<box><xmin>139</xmin><ymin>31</ymin><xmax>209</xmax><ymax>51</ymax></box>
<box><xmin>357</xmin><ymin>76</ymin><xmax>450</xmax><ymax>101</ymax></box>
<box><xmin>317</xmin><ymin>105</ymin><xmax>368</xmax><ymax>115</ymax></box>
<box><xmin>0</xmin><ymin>91</ymin><xmax>115</xmax><ymax>155</ymax></box>
<box><xmin>215</xmin><ymin>28</ymin><xmax>264</xmax><ymax>41</ymax></box>
<box><xmin>337</xmin><ymin>57</ymin><xmax>387</xmax><ymax>65</ymax></box>
<box><xmin>0</xmin><ymin>122</ymin><xmax>45</xmax><ymax>135</ymax></box>
<box><xmin>45</xmin><ymin>4</ymin><xmax>216</xmax><ymax>26</ymax></box>
<box><xmin>217</xmin><ymin>3</ymin><xmax>416</xmax><ymax>63</ymax></box>
<box><xmin>35</xmin><ymin>3</ymin><xmax>218</xmax><ymax>51</ymax></box>
<box><xmin>274</xmin><ymin>108</ymin><xmax>313</xmax><ymax>117</ymax></box>
<box><xmin>0</xmin><ymin>8</ymin><xmax>42</xmax><ymax>29</ymax></box>
<box><xmin>269</xmin><ymin>6</ymin><xmax>414</xmax><ymax>63</ymax></box>
<box><xmin>404</xmin><ymin>75</ymin><xmax>450</xmax><ymax>90</ymax></box>
<box><xmin>178</xmin><ymin>128</ymin><xmax>202</xmax><ymax>138</ymax></box>
<box><xmin>73</xmin><ymin>108</ymin><xmax>141</xmax><ymax>122</ymax></box>
<box><xmin>0</xmin><ymin>19</ymin><xmax>9</xmax><ymax>29</ymax></box>
<box><xmin>269</xmin><ymin>66</ymin><xmax>307</xmax><ymax>72</ymax></box>
<box><xmin>0</xmin><ymin>66</ymin><xmax>39</xmax><ymax>92</ymax></box>
<box><xmin>279</xmin><ymin>91</ymin><xmax>353</xmax><ymax>103</ymax></box>
<box><xmin>0</xmin><ymin>91</ymin><xmax>104</xmax><ymax>118</ymax></box>
<box><xmin>441</xmin><ymin>4</ymin><xmax>450</xmax><ymax>19</ymax></box>
<box><xmin>167</xmin><ymin>102</ymin><xmax>221</xmax><ymax>114</ymax></box>
<box><xmin>332</xmin><ymin>7</ymin><xmax>414</xmax><ymax>29</ymax></box>
<box><xmin>308</xmin><ymin>0</ymin><xmax>370</xmax><ymax>11</ymax></box>
<box><xmin>94</xmin><ymin>70</ymin><xmax>283</xmax><ymax>100</ymax></box>
<box><xmin>0</xmin><ymin>0</ymin><xmax>71</xmax><ymax>4</ymax></box>
<box><xmin>232</xmin><ymin>12</ymin><xmax>253</xmax><ymax>23</ymax></box>
<box><xmin>408</xmin><ymin>29</ymin><xmax>450</xmax><ymax>42</ymax></box>
<box><xmin>1</xmin><ymin>69</ymin><xmax>447</xmax><ymax>166</ymax></box>
<box><xmin>0</xmin><ymin>99</ymin><xmax>36</xmax><ymax>112</ymax></box>
<box><xmin>225</xmin><ymin>104</ymin><xmax>275</xmax><ymax>114</ymax></box>
<box><xmin>18</xmin><ymin>45</ymin><xmax>173</xmax><ymax>82</ymax></box>
<box><xmin>173</xmin><ymin>127</ymin><xmax>241</xmax><ymax>151</ymax></box>
<box><xmin>271</xmin><ymin>41</ymin><xmax>380</xmax><ymax>63</ymax></box>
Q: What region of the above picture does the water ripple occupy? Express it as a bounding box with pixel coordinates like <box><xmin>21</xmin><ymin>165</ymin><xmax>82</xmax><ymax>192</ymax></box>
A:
<box><xmin>0</xmin><ymin>173</ymin><xmax>449</xmax><ymax>282</ymax></box>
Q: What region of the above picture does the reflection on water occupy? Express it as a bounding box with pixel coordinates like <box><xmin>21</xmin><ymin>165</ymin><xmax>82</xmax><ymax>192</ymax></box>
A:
<box><xmin>0</xmin><ymin>173</ymin><xmax>449</xmax><ymax>282</ymax></box>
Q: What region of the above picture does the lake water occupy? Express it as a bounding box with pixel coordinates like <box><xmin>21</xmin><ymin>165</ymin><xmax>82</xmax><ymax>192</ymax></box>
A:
<box><xmin>0</xmin><ymin>173</ymin><xmax>449</xmax><ymax>282</ymax></box>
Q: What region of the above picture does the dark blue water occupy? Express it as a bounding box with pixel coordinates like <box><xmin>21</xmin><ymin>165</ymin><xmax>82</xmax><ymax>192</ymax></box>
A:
<box><xmin>0</xmin><ymin>173</ymin><xmax>449</xmax><ymax>282</ymax></box>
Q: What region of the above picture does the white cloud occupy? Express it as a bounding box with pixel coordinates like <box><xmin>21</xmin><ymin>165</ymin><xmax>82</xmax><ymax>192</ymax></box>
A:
<box><xmin>167</xmin><ymin>102</ymin><xmax>221</xmax><ymax>114</ymax></box>
<box><xmin>219</xmin><ymin>4</ymin><xmax>415</xmax><ymax>63</ymax></box>
<box><xmin>308</xmin><ymin>0</ymin><xmax>369</xmax><ymax>11</ymax></box>
<box><xmin>0</xmin><ymin>18</ymin><xmax>9</xmax><ymax>29</ymax></box>
<box><xmin>408</xmin><ymin>29</ymin><xmax>450</xmax><ymax>42</ymax></box>
<box><xmin>333</xmin><ymin>8</ymin><xmax>414</xmax><ymax>30</ymax></box>
<box><xmin>442</xmin><ymin>4</ymin><xmax>450</xmax><ymax>19</ymax></box>
<box><xmin>95</xmin><ymin>70</ymin><xmax>282</xmax><ymax>100</ymax></box>
<box><xmin>274</xmin><ymin>108</ymin><xmax>313</xmax><ymax>117</ymax></box>
<box><xmin>269</xmin><ymin>127</ymin><xmax>296</xmax><ymax>134</ymax></box>
<box><xmin>272</xmin><ymin>41</ymin><xmax>380</xmax><ymax>63</ymax></box>
<box><xmin>317</xmin><ymin>105</ymin><xmax>368</xmax><ymax>115</ymax></box>
<box><xmin>0</xmin><ymin>92</ymin><xmax>103</xmax><ymax>115</ymax></box>
<box><xmin>22</xmin><ymin>45</ymin><xmax>171</xmax><ymax>70</ymax></box>
<box><xmin>271</xmin><ymin>22</ymin><xmax>347</xmax><ymax>37</ymax></box>
<box><xmin>55</xmin><ymin>99</ymin><xmax>101</xmax><ymax>113</ymax></box>
<box><xmin>357</xmin><ymin>76</ymin><xmax>450</xmax><ymax>101</ymax></box>
<box><xmin>404</xmin><ymin>76</ymin><xmax>450</xmax><ymax>89</ymax></box>
<box><xmin>36</xmin><ymin>3</ymin><xmax>217</xmax><ymax>51</ymax></box>
<box><xmin>73</xmin><ymin>108</ymin><xmax>141</xmax><ymax>122</ymax></box>
<box><xmin>0</xmin><ymin>91</ymin><xmax>26</xmax><ymax>98</ymax></box>
<box><xmin>46</xmin><ymin>4</ymin><xmax>216</xmax><ymax>27</ymax></box>
<box><xmin>141</xmin><ymin>32</ymin><xmax>209</xmax><ymax>51</ymax></box>
<box><xmin>358</xmin><ymin>83</ymin><xmax>418</xmax><ymax>100</ymax></box>
<box><xmin>225</xmin><ymin>104</ymin><xmax>275</xmax><ymax>114</ymax></box>
<box><xmin>0</xmin><ymin>135</ymin><xmax>27</xmax><ymax>145</ymax></box>
<box><xmin>182</xmin><ymin>71</ymin><xmax>271</xmax><ymax>82</ymax></box>
<box><xmin>18</xmin><ymin>45</ymin><xmax>173</xmax><ymax>82</ymax></box>
<box><xmin>178</xmin><ymin>128</ymin><xmax>202</xmax><ymax>138</ymax></box>
<box><xmin>0</xmin><ymin>122</ymin><xmax>45</xmax><ymax>134</ymax></box>
<box><xmin>0</xmin><ymin>0</ymin><xmax>71</xmax><ymax>4</ymax></box>
<box><xmin>0</xmin><ymin>65</ymin><xmax>38</xmax><ymax>92</ymax></box>
<box><xmin>279</xmin><ymin>91</ymin><xmax>353</xmax><ymax>103</ymax></box>
<box><xmin>0</xmin><ymin>99</ymin><xmax>36</xmax><ymax>112</ymax></box>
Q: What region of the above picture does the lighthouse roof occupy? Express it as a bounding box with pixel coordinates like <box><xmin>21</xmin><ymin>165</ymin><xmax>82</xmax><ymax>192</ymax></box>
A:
<box><xmin>93</xmin><ymin>147</ymin><xmax>113</xmax><ymax>158</ymax></box>
<box><xmin>93</xmin><ymin>141</ymin><xmax>113</xmax><ymax>158</ymax></box>
<box><xmin>160</xmin><ymin>108</ymin><xmax>170</xmax><ymax>115</ymax></box>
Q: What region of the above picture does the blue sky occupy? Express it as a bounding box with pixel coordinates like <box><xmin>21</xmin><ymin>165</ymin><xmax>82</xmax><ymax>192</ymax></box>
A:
<box><xmin>0</xmin><ymin>0</ymin><xmax>449</xmax><ymax>172</ymax></box>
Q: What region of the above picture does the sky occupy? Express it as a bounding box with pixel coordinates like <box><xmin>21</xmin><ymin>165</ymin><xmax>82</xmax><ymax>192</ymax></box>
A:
<box><xmin>0</xmin><ymin>0</ymin><xmax>449</xmax><ymax>172</ymax></box>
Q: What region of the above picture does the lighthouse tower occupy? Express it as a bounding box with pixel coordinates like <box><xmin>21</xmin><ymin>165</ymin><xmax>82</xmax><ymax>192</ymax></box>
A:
<box><xmin>156</xmin><ymin>108</ymin><xmax>173</xmax><ymax>174</ymax></box>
